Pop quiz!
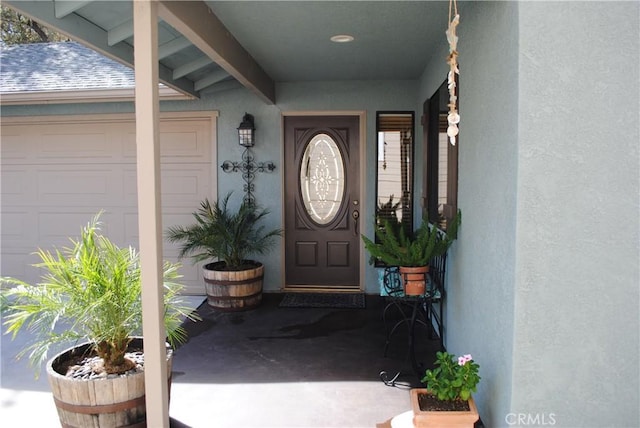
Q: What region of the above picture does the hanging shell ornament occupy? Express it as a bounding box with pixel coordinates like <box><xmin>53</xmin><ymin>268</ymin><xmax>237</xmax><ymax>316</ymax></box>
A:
<box><xmin>446</xmin><ymin>13</ymin><xmax>460</xmax><ymax>146</ymax></box>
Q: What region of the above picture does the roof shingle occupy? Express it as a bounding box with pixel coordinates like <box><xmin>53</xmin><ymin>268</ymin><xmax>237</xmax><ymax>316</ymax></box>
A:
<box><xmin>1</xmin><ymin>41</ymin><xmax>134</xmax><ymax>93</ymax></box>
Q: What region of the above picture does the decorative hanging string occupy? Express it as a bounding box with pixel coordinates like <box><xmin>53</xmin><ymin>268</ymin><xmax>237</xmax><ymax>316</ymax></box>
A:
<box><xmin>446</xmin><ymin>0</ymin><xmax>460</xmax><ymax>146</ymax></box>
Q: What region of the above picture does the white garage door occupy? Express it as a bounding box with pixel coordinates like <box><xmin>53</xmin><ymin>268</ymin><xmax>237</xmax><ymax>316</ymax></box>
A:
<box><xmin>1</xmin><ymin>112</ymin><xmax>217</xmax><ymax>295</ymax></box>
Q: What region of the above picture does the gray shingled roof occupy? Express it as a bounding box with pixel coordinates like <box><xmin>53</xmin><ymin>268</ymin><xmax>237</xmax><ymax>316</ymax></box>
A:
<box><xmin>1</xmin><ymin>41</ymin><xmax>135</xmax><ymax>93</ymax></box>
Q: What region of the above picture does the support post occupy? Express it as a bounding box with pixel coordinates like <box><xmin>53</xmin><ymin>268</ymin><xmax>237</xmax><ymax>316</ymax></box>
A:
<box><xmin>133</xmin><ymin>1</ymin><xmax>169</xmax><ymax>427</ymax></box>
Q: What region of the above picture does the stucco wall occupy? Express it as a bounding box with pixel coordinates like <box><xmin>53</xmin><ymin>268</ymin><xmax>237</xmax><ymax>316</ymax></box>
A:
<box><xmin>418</xmin><ymin>1</ymin><xmax>640</xmax><ymax>427</ymax></box>
<box><xmin>418</xmin><ymin>1</ymin><xmax>520</xmax><ymax>426</ymax></box>
<box><xmin>513</xmin><ymin>2</ymin><xmax>639</xmax><ymax>427</ymax></box>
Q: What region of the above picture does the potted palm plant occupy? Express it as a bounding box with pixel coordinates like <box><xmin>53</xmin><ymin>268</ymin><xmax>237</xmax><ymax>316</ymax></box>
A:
<box><xmin>362</xmin><ymin>210</ymin><xmax>461</xmax><ymax>295</ymax></box>
<box><xmin>165</xmin><ymin>192</ymin><xmax>282</xmax><ymax>311</ymax></box>
<box><xmin>0</xmin><ymin>213</ymin><xmax>199</xmax><ymax>428</ymax></box>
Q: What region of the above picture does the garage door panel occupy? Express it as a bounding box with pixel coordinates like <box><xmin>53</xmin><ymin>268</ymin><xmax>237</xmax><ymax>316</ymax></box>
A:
<box><xmin>0</xmin><ymin>133</ymin><xmax>27</xmax><ymax>160</ymax></box>
<box><xmin>38</xmin><ymin>123</ymin><xmax>123</xmax><ymax>162</ymax></box>
<box><xmin>165</xmin><ymin>255</ymin><xmax>204</xmax><ymax>295</ymax></box>
<box><xmin>1</xmin><ymin>249</ymin><xmax>41</xmax><ymax>280</ymax></box>
<box><xmin>1</xmin><ymin>210</ymin><xmax>34</xmax><ymax>242</ymax></box>
<box><xmin>160</xmin><ymin>119</ymin><xmax>211</xmax><ymax>160</ymax></box>
<box><xmin>1</xmin><ymin>113</ymin><xmax>216</xmax><ymax>295</ymax></box>
<box><xmin>162</xmin><ymin>211</ymin><xmax>204</xmax><ymax>296</ymax></box>
<box><xmin>1</xmin><ymin>168</ymin><xmax>34</xmax><ymax>200</ymax></box>
<box><xmin>37</xmin><ymin>168</ymin><xmax>121</xmax><ymax>203</ymax></box>
<box><xmin>122</xmin><ymin>167</ymin><xmax>140</xmax><ymax>205</ymax></box>
<box><xmin>160</xmin><ymin>165</ymin><xmax>211</xmax><ymax>203</ymax></box>
<box><xmin>37</xmin><ymin>211</ymin><xmax>120</xmax><ymax>246</ymax></box>
<box><xmin>122</xmin><ymin>165</ymin><xmax>211</xmax><ymax>206</ymax></box>
<box><xmin>122</xmin><ymin>120</ymin><xmax>211</xmax><ymax>163</ymax></box>
<box><xmin>126</xmin><ymin>211</ymin><xmax>204</xmax><ymax>295</ymax></box>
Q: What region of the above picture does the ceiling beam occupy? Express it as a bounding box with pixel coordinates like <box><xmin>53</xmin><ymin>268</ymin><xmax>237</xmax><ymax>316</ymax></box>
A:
<box><xmin>201</xmin><ymin>79</ymin><xmax>242</xmax><ymax>95</ymax></box>
<box><xmin>108</xmin><ymin>19</ymin><xmax>134</xmax><ymax>46</ymax></box>
<box><xmin>54</xmin><ymin>0</ymin><xmax>92</xmax><ymax>19</ymax></box>
<box><xmin>3</xmin><ymin>1</ymin><xmax>198</xmax><ymax>99</ymax></box>
<box><xmin>158</xmin><ymin>36</ymin><xmax>191</xmax><ymax>59</ymax></box>
<box><xmin>194</xmin><ymin>69</ymin><xmax>229</xmax><ymax>92</ymax></box>
<box><xmin>173</xmin><ymin>56</ymin><xmax>213</xmax><ymax>80</ymax></box>
<box><xmin>158</xmin><ymin>0</ymin><xmax>275</xmax><ymax>104</ymax></box>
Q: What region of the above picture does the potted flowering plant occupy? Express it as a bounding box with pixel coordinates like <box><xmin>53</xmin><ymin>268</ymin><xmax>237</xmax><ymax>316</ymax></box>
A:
<box><xmin>410</xmin><ymin>351</ymin><xmax>481</xmax><ymax>427</ymax></box>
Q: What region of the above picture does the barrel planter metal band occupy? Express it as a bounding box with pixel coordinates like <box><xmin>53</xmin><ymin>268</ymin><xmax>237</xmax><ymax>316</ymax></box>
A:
<box><xmin>53</xmin><ymin>396</ymin><xmax>146</xmax><ymax>415</ymax></box>
<box><xmin>203</xmin><ymin>261</ymin><xmax>264</xmax><ymax>311</ymax></box>
<box><xmin>47</xmin><ymin>338</ymin><xmax>173</xmax><ymax>428</ymax></box>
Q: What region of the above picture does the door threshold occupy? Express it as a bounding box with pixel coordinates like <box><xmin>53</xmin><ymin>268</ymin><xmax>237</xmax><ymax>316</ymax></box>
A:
<box><xmin>282</xmin><ymin>286</ymin><xmax>363</xmax><ymax>294</ymax></box>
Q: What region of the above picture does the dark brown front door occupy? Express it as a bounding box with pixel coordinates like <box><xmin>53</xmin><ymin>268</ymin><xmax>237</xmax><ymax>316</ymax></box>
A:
<box><xmin>284</xmin><ymin>115</ymin><xmax>360</xmax><ymax>289</ymax></box>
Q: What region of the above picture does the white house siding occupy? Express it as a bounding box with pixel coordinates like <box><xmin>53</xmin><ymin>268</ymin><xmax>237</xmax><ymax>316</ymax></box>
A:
<box><xmin>1</xmin><ymin>112</ymin><xmax>217</xmax><ymax>295</ymax></box>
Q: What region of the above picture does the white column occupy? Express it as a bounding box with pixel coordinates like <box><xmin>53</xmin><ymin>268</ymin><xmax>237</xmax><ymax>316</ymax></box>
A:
<box><xmin>133</xmin><ymin>1</ymin><xmax>169</xmax><ymax>427</ymax></box>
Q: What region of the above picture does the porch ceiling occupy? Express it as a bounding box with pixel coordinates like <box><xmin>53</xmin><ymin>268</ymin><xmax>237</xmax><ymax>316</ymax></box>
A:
<box><xmin>3</xmin><ymin>0</ymin><xmax>449</xmax><ymax>104</ymax></box>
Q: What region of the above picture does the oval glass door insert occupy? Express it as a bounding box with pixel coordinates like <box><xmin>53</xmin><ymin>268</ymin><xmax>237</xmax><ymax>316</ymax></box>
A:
<box><xmin>300</xmin><ymin>133</ymin><xmax>345</xmax><ymax>224</ymax></box>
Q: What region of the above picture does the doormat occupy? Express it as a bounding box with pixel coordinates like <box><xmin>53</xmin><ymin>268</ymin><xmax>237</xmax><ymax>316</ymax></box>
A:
<box><xmin>279</xmin><ymin>293</ymin><xmax>366</xmax><ymax>309</ymax></box>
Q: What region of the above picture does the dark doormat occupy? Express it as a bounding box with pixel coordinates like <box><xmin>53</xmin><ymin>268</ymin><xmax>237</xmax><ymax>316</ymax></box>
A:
<box><xmin>279</xmin><ymin>292</ymin><xmax>366</xmax><ymax>309</ymax></box>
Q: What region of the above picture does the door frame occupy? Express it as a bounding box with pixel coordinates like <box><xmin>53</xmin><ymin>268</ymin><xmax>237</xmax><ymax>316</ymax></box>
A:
<box><xmin>280</xmin><ymin>111</ymin><xmax>367</xmax><ymax>292</ymax></box>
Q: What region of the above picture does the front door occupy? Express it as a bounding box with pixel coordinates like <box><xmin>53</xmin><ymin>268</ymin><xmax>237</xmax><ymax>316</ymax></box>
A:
<box><xmin>284</xmin><ymin>115</ymin><xmax>360</xmax><ymax>289</ymax></box>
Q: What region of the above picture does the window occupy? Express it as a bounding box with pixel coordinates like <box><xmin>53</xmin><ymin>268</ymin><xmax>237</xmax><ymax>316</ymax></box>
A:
<box><xmin>423</xmin><ymin>79</ymin><xmax>458</xmax><ymax>229</ymax></box>
<box><xmin>376</xmin><ymin>111</ymin><xmax>414</xmax><ymax>236</ymax></box>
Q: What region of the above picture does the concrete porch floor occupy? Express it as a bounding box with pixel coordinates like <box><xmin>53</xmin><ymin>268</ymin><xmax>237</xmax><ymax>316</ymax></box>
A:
<box><xmin>1</xmin><ymin>293</ymin><xmax>440</xmax><ymax>427</ymax></box>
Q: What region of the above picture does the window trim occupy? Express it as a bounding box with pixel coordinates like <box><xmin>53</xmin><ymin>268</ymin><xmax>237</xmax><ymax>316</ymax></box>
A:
<box><xmin>422</xmin><ymin>79</ymin><xmax>459</xmax><ymax>229</ymax></box>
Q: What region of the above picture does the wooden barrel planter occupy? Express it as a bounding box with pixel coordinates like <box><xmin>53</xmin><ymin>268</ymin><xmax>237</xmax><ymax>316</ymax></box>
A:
<box><xmin>46</xmin><ymin>338</ymin><xmax>173</xmax><ymax>428</ymax></box>
<box><xmin>203</xmin><ymin>260</ymin><xmax>264</xmax><ymax>311</ymax></box>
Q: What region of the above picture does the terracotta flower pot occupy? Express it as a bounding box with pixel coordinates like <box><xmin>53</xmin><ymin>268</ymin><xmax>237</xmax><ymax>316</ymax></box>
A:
<box><xmin>399</xmin><ymin>265</ymin><xmax>429</xmax><ymax>296</ymax></box>
<box><xmin>410</xmin><ymin>388</ymin><xmax>479</xmax><ymax>428</ymax></box>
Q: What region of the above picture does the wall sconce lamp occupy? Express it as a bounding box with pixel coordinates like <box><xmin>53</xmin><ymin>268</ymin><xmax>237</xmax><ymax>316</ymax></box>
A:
<box><xmin>237</xmin><ymin>113</ymin><xmax>255</xmax><ymax>147</ymax></box>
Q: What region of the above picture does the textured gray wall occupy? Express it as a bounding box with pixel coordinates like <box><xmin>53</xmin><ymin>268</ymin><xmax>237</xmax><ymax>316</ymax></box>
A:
<box><xmin>454</xmin><ymin>2</ymin><xmax>520</xmax><ymax>426</ymax></box>
<box><xmin>512</xmin><ymin>2</ymin><xmax>639</xmax><ymax>427</ymax></box>
<box><xmin>419</xmin><ymin>1</ymin><xmax>640</xmax><ymax>427</ymax></box>
<box><xmin>418</xmin><ymin>2</ymin><xmax>520</xmax><ymax>425</ymax></box>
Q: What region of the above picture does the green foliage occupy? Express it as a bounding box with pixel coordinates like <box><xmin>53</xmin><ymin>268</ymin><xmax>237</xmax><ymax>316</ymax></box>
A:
<box><xmin>165</xmin><ymin>192</ymin><xmax>282</xmax><ymax>270</ymax></box>
<box><xmin>0</xmin><ymin>213</ymin><xmax>199</xmax><ymax>376</ymax></box>
<box><xmin>362</xmin><ymin>210</ymin><xmax>461</xmax><ymax>267</ymax></box>
<box><xmin>375</xmin><ymin>195</ymin><xmax>406</xmax><ymax>244</ymax></box>
<box><xmin>1</xmin><ymin>6</ymin><xmax>69</xmax><ymax>45</ymax></box>
<box><xmin>422</xmin><ymin>351</ymin><xmax>481</xmax><ymax>402</ymax></box>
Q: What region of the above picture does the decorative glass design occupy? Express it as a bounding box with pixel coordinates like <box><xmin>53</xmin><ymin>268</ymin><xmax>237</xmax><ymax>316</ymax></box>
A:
<box><xmin>300</xmin><ymin>133</ymin><xmax>345</xmax><ymax>224</ymax></box>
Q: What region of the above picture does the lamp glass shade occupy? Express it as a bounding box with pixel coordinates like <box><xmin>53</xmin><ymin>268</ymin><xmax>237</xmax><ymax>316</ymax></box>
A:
<box><xmin>238</xmin><ymin>113</ymin><xmax>255</xmax><ymax>147</ymax></box>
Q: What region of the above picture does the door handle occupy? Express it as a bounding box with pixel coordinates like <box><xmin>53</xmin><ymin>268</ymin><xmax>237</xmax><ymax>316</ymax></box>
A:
<box><xmin>352</xmin><ymin>209</ymin><xmax>359</xmax><ymax>236</ymax></box>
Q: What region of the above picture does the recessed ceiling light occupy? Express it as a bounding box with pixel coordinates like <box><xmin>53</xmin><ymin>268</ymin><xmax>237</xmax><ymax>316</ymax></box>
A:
<box><xmin>330</xmin><ymin>34</ymin><xmax>354</xmax><ymax>43</ymax></box>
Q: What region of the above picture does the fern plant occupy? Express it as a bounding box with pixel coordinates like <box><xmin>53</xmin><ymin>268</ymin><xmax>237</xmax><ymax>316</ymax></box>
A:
<box><xmin>0</xmin><ymin>213</ymin><xmax>199</xmax><ymax>376</ymax></box>
<box><xmin>362</xmin><ymin>210</ymin><xmax>461</xmax><ymax>267</ymax></box>
<box><xmin>165</xmin><ymin>192</ymin><xmax>282</xmax><ymax>270</ymax></box>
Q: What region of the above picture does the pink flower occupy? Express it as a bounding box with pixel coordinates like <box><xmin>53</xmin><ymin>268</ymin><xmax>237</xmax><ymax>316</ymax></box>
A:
<box><xmin>458</xmin><ymin>354</ymin><xmax>473</xmax><ymax>366</ymax></box>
